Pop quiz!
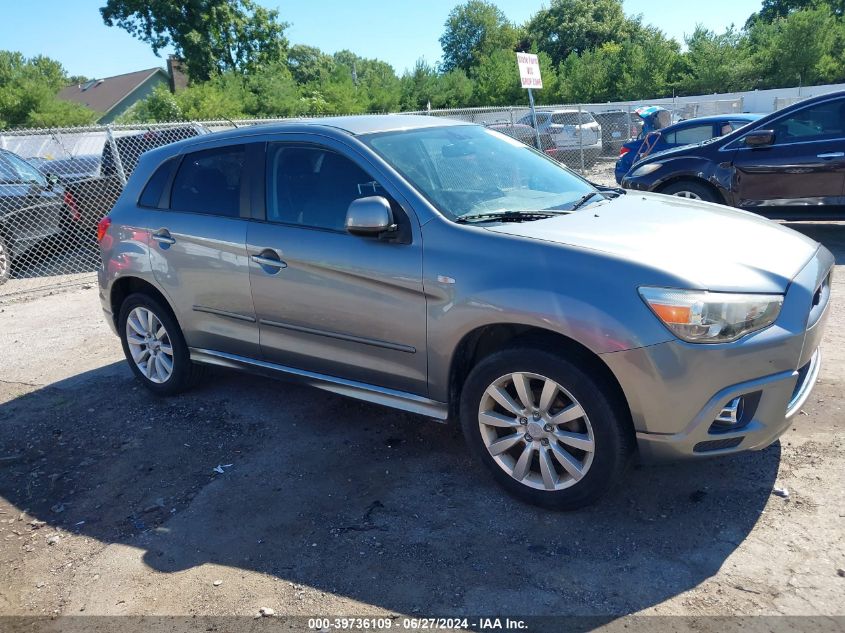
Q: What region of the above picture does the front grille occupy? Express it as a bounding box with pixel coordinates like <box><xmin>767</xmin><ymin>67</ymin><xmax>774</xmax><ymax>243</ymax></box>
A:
<box><xmin>693</xmin><ymin>437</ymin><xmax>743</xmax><ymax>453</ymax></box>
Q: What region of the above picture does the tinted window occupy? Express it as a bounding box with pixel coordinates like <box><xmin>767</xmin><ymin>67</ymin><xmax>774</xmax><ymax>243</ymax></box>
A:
<box><xmin>0</xmin><ymin>155</ymin><xmax>19</xmax><ymax>183</ymax></box>
<box><xmin>771</xmin><ymin>99</ymin><xmax>845</xmax><ymax>143</ymax></box>
<box><xmin>170</xmin><ymin>145</ymin><xmax>245</xmax><ymax>217</ymax></box>
<box><xmin>665</xmin><ymin>124</ymin><xmax>714</xmax><ymax>145</ymax></box>
<box><xmin>139</xmin><ymin>158</ymin><xmax>177</xmax><ymax>208</ymax></box>
<box><xmin>2</xmin><ymin>151</ymin><xmax>46</xmax><ymax>186</ymax></box>
<box><xmin>552</xmin><ymin>112</ymin><xmax>579</xmax><ymax>125</ymax></box>
<box><xmin>552</xmin><ymin>112</ymin><xmax>593</xmax><ymax>125</ymax></box>
<box><xmin>266</xmin><ymin>145</ymin><xmax>381</xmax><ymax>231</ymax></box>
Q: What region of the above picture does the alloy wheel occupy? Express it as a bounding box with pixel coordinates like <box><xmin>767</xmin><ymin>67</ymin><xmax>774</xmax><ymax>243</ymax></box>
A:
<box><xmin>478</xmin><ymin>372</ymin><xmax>595</xmax><ymax>491</ymax></box>
<box><xmin>672</xmin><ymin>190</ymin><xmax>702</xmax><ymax>200</ymax></box>
<box><xmin>125</xmin><ymin>306</ymin><xmax>175</xmax><ymax>384</ymax></box>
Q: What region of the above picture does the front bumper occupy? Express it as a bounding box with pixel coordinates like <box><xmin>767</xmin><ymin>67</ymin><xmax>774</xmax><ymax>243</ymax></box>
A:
<box><xmin>633</xmin><ymin>349</ymin><xmax>820</xmax><ymax>461</ymax></box>
<box><xmin>601</xmin><ymin>246</ymin><xmax>833</xmax><ymax>461</ymax></box>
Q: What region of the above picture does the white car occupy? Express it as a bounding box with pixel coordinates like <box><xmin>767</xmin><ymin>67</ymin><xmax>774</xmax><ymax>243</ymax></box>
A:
<box><xmin>519</xmin><ymin>110</ymin><xmax>602</xmax><ymax>166</ymax></box>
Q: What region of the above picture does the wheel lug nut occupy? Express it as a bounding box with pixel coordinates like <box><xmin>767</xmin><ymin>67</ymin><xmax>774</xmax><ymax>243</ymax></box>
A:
<box><xmin>532</xmin><ymin>411</ymin><xmax>541</xmax><ymax>420</ymax></box>
<box><xmin>544</xmin><ymin>424</ymin><xmax>553</xmax><ymax>432</ymax></box>
<box><xmin>524</xmin><ymin>433</ymin><xmax>533</xmax><ymax>442</ymax></box>
<box><xmin>519</xmin><ymin>417</ymin><xmax>528</xmax><ymax>425</ymax></box>
<box><xmin>541</xmin><ymin>439</ymin><xmax>549</xmax><ymax>446</ymax></box>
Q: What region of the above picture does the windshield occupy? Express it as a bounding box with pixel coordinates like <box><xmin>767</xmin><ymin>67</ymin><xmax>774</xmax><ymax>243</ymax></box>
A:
<box><xmin>364</xmin><ymin>126</ymin><xmax>595</xmax><ymax>221</ymax></box>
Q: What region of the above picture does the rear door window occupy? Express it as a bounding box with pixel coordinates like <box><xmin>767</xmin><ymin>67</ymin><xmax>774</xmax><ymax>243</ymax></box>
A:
<box><xmin>664</xmin><ymin>124</ymin><xmax>714</xmax><ymax>145</ymax></box>
<box><xmin>170</xmin><ymin>145</ymin><xmax>245</xmax><ymax>217</ymax></box>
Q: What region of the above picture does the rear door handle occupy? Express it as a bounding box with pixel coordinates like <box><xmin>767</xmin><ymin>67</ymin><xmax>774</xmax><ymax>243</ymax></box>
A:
<box><xmin>151</xmin><ymin>229</ymin><xmax>176</xmax><ymax>245</ymax></box>
<box><xmin>817</xmin><ymin>152</ymin><xmax>845</xmax><ymax>159</ymax></box>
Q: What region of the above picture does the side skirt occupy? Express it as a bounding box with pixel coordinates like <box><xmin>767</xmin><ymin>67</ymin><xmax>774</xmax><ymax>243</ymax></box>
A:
<box><xmin>189</xmin><ymin>347</ymin><xmax>448</xmax><ymax>421</ymax></box>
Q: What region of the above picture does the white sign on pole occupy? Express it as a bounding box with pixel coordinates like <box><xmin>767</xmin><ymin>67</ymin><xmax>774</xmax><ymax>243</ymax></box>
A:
<box><xmin>516</xmin><ymin>53</ymin><xmax>543</xmax><ymax>90</ymax></box>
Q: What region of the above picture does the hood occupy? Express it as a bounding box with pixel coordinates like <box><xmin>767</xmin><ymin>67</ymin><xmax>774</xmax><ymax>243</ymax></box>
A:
<box><xmin>484</xmin><ymin>193</ymin><xmax>819</xmax><ymax>293</ymax></box>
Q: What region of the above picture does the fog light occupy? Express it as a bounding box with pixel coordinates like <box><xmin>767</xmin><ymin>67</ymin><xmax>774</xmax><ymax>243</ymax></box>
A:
<box><xmin>714</xmin><ymin>396</ymin><xmax>745</xmax><ymax>428</ymax></box>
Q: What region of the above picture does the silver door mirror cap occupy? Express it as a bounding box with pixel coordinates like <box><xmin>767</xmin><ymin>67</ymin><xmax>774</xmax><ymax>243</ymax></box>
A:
<box><xmin>345</xmin><ymin>196</ymin><xmax>395</xmax><ymax>236</ymax></box>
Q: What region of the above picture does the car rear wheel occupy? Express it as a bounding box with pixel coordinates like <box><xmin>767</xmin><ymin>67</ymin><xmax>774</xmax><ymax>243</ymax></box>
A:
<box><xmin>659</xmin><ymin>180</ymin><xmax>719</xmax><ymax>203</ymax></box>
<box><xmin>0</xmin><ymin>234</ymin><xmax>10</xmax><ymax>285</ymax></box>
<box><xmin>460</xmin><ymin>347</ymin><xmax>631</xmax><ymax>509</ymax></box>
<box><xmin>118</xmin><ymin>293</ymin><xmax>206</xmax><ymax>396</ymax></box>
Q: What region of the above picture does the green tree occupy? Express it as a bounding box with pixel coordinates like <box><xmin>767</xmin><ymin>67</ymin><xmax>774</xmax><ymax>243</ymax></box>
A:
<box><xmin>100</xmin><ymin>0</ymin><xmax>289</xmax><ymax>81</ymax></box>
<box><xmin>526</xmin><ymin>0</ymin><xmax>634</xmax><ymax>66</ymax></box>
<box><xmin>675</xmin><ymin>26</ymin><xmax>750</xmax><ymax>95</ymax></box>
<box><xmin>746</xmin><ymin>0</ymin><xmax>845</xmax><ymax>25</ymax></box>
<box><xmin>287</xmin><ymin>44</ymin><xmax>334</xmax><ymax>85</ymax></box>
<box><xmin>747</xmin><ymin>6</ymin><xmax>842</xmax><ymax>88</ymax></box>
<box><xmin>0</xmin><ymin>51</ymin><xmax>97</xmax><ymax>128</ymax></box>
<box><xmin>439</xmin><ymin>0</ymin><xmax>518</xmax><ymax>72</ymax></box>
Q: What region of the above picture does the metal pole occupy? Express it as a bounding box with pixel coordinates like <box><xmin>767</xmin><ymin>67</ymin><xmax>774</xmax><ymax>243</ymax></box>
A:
<box><xmin>106</xmin><ymin>126</ymin><xmax>127</xmax><ymax>187</ymax></box>
<box><xmin>528</xmin><ymin>88</ymin><xmax>542</xmax><ymax>151</ymax></box>
<box><xmin>578</xmin><ymin>104</ymin><xmax>585</xmax><ymax>172</ymax></box>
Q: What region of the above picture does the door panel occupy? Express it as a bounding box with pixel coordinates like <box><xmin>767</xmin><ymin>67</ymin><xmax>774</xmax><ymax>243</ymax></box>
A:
<box><xmin>248</xmin><ymin>141</ymin><xmax>427</xmax><ymax>396</ymax></box>
<box><xmin>248</xmin><ymin>224</ymin><xmax>427</xmax><ymax>395</ymax></box>
<box><xmin>732</xmin><ymin>99</ymin><xmax>845</xmax><ymax>208</ymax></box>
<box><xmin>147</xmin><ymin>143</ymin><xmax>259</xmax><ymax>357</ymax></box>
<box><xmin>149</xmin><ymin>211</ymin><xmax>258</xmax><ymax>356</ymax></box>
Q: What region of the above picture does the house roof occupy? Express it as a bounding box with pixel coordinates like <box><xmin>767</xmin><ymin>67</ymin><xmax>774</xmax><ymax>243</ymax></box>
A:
<box><xmin>57</xmin><ymin>68</ymin><xmax>167</xmax><ymax>115</ymax></box>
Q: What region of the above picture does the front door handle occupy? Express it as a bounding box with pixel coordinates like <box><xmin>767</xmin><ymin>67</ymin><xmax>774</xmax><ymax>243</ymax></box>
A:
<box><xmin>817</xmin><ymin>152</ymin><xmax>845</xmax><ymax>159</ymax></box>
<box><xmin>151</xmin><ymin>229</ymin><xmax>176</xmax><ymax>246</ymax></box>
<box><xmin>251</xmin><ymin>249</ymin><xmax>287</xmax><ymax>272</ymax></box>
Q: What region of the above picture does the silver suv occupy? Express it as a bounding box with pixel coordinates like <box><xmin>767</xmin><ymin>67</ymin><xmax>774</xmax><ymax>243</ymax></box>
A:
<box><xmin>97</xmin><ymin>115</ymin><xmax>832</xmax><ymax>509</ymax></box>
<box><xmin>518</xmin><ymin>109</ymin><xmax>602</xmax><ymax>166</ymax></box>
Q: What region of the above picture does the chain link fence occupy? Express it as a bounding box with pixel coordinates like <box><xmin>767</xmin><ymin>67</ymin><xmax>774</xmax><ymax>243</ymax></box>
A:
<box><xmin>0</xmin><ymin>96</ymin><xmax>764</xmax><ymax>299</ymax></box>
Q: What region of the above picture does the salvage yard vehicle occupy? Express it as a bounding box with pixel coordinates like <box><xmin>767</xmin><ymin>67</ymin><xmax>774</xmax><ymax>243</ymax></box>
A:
<box><xmin>97</xmin><ymin>115</ymin><xmax>832</xmax><ymax>509</ymax></box>
<box><xmin>0</xmin><ymin>148</ymin><xmax>77</xmax><ymax>285</ymax></box>
<box><xmin>621</xmin><ymin>90</ymin><xmax>845</xmax><ymax>219</ymax></box>
<box><xmin>517</xmin><ymin>109</ymin><xmax>602</xmax><ymax>166</ymax></box>
<box><xmin>614</xmin><ymin>114</ymin><xmax>762</xmax><ymax>184</ymax></box>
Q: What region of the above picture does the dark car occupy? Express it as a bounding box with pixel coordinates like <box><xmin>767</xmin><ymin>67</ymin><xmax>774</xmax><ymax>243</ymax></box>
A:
<box><xmin>102</xmin><ymin>125</ymin><xmax>207</xmax><ymax>181</ymax></box>
<box><xmin>621</xmin><ymin>91</ymin><xmax>845</xmax><ymax>219</ymax></box>
<box><xmin>592</xmin><ymin>110</ymin><xmax>642</xmax><ymax>154</ymax></box>
<box><xmin>38</xmin><ymin>126</ymin><xmax>209</xmax><ymax>236</ymax></box>
<box><xmin>614</xmin><ymin>114</ymin><xmax>762</xmax><ymax>184</ymax></box>
<box><xmin>0</xmin><ymin>149</ymin><xmax>74</xmax><ymax>284</ymax></box>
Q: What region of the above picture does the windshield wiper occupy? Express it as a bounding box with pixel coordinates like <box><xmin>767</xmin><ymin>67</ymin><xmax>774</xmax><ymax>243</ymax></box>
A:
<box><xmin>567</xmin><ymin>191</ymin><xmax>607</xmax><ymax>211</ymax></box>
<box><xmin>455</xmin><ymin>210</ymin><xmax>571</xmax><ymax>224</ymax></box>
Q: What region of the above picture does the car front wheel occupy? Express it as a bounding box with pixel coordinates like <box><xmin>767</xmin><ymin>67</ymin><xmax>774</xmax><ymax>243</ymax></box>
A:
<box><xmin>659</xmin><ymin>180</ymin><xmax>719</xmax><ymax>203</ymax></box>
<box><xmin>460</xmin><ymin>347</ymin><xmax>631</xmax><ymax>509</ymax></box>
<box><xmin>118</xmin><ymin>293</ymin><xmax>205</xmax><ymax>395</ymax></box>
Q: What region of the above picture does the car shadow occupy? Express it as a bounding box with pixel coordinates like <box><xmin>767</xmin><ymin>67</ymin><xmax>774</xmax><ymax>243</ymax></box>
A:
<box><xmin>0</xmin><ymin>362</ymin><xmax>780</xmax><ymax>617</ymax></box>
<box><xmin>785</xmin><ymin>222</ymin><xmax>845</xmax><ymax>264</ymax></box>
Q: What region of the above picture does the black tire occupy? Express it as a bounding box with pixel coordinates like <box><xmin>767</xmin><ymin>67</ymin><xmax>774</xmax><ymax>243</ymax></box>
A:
<box><xmin>459</xmin><ymin>347</ymin><xmax>632</xmax><ymax>510</ymax></box>
<box><xmin>659</xmin><ymin>180</ymin><xmax>719</xmax><ymax>203</ymax></box>
<box><xmin>117</xmin><ymin>292</ymin><xmax>206</xmax><ymax>396</ymax></box>
<box><xmin>0</xmin><ymin>233</ymin><xmax>10</xmax><ymax>286</ymax></box>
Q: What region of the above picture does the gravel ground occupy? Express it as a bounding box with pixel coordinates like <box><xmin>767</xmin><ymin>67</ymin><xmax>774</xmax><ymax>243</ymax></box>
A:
<box><xmin>0</xmin><ymin>206</ymin><xmax>843</xmax><ymax>626</ymax></box>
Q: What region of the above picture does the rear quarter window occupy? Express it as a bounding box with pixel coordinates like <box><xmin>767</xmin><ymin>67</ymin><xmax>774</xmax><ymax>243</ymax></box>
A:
<box><xmin>138</xmin><ymin>157</ymin><xmax>178</xmax><ymax>208</ymax></box>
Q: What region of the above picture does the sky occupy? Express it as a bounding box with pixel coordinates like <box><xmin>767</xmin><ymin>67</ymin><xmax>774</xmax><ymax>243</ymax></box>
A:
<box><xmin>5</xmin><ymin>0</ymin><xmax>763</xmax><ymax>79</ymax></box>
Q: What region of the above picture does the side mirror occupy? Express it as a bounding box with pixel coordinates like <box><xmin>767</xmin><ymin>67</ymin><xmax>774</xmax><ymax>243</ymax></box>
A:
<box><xmin>345</xmin><ymin>196</ymin><xmax>395</xmax><ymax>237</ymax></box>
<box><xmin>743</xmin><ymin>130</ymin><xmax>775</xmax><ymax>148</ymax></box>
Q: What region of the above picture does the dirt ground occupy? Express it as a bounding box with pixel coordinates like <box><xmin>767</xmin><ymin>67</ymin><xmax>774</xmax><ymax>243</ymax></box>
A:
<box><xmin>0</xmin><ymin>202</ymin><xmax>843</xmax><ymax>627</ymax></box>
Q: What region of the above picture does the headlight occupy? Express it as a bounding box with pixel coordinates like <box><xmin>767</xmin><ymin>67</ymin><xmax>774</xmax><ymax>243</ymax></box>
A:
<box><xmin>631</xmin><ymin>163</ymin><xmax>662</xmax><ymax>177</ymax></box>
<box><xmin>639</xmin><ymin>287</ymin><xmax>783</xmax><ymax>343</ymax></box>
